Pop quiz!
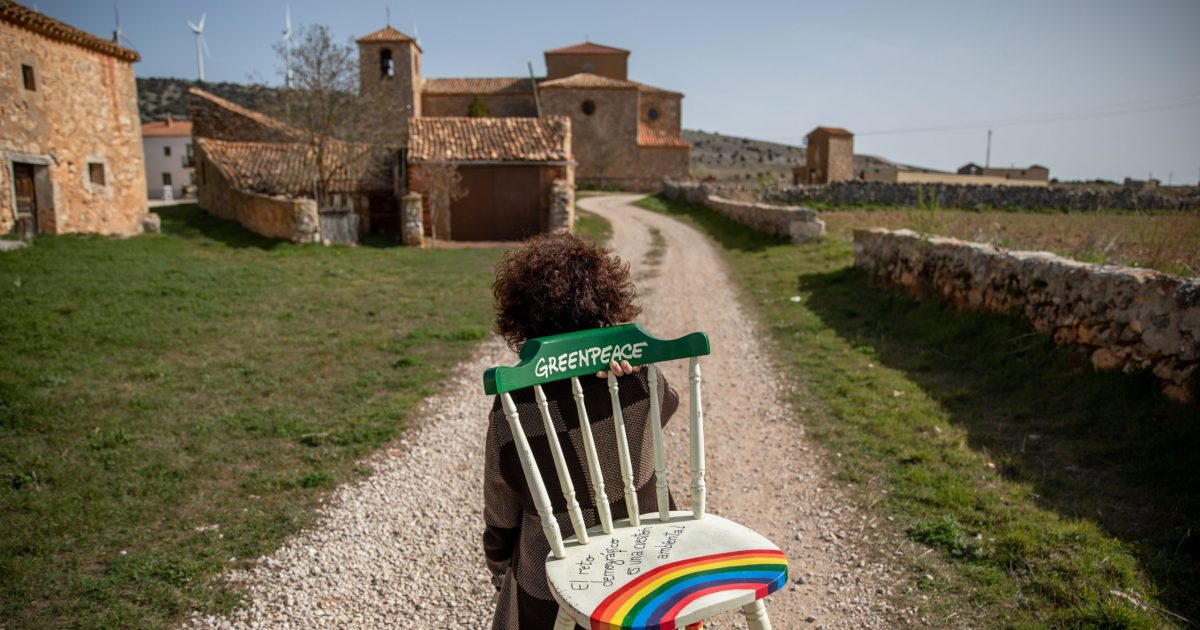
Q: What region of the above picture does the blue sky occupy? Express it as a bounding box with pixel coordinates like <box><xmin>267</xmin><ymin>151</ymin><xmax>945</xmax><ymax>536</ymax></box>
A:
<box><xmin>37</xmin><ymin>0</ymin><xmax>1200</xmax><ymax>183</ymax></box>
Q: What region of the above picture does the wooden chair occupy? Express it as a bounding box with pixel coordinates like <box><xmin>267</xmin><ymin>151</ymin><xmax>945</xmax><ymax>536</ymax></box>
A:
<box><xmin>484</xmin><ymin>324</ymin><xmax>787</xmax><ymax>630</ymax></box>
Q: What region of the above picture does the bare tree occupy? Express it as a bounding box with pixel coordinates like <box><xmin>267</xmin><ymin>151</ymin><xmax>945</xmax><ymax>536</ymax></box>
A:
<box><xmin>265</xmin><ymin>24</ymin><xmax>393</xmax><ymax>207</ymax></box>
<box><xmin>411</xmin><ymin>163</ymin><xmax>467</xmax><ymax>247</ymax></box>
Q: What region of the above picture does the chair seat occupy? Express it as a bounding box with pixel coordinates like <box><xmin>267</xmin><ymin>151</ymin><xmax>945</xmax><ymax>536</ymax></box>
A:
<box><xmin>546</xmin><ymin>511</ymin><xmax>788</xmax><ymax>630</ymax></box>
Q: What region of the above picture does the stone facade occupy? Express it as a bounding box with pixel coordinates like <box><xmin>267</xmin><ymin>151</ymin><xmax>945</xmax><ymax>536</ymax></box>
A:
<box><xmin>768</xmin><ymin>180</ymin><xmax>1198</xmax><ymax>211</ymax></box>
<box><xmin>1</xmin><ymin>6</ymin><xmax>147</xmax><ymax>236</ymax></box>
<box><xmin>663</xmin><ymin>179</ymin><xmax>825</xmax><ymax>242</ymax></box>
<box><xmin>421</xmin><ymin>92</ymin><xmax>537</xmax><ymax>118</ymax></box>
<box><xmin>853</xmin><ymin>228</ymin><xmax>1200</xmax><ymax>404</ymax></box>
<box><xmin>196</xmin><ymin>141</ymin><xmax>319</xmax><ymax>242</ymax></box>
<box><xmin>544</xmin><ymin>43</ymin><xmax>629</xmax><ymax>80</ymax></box>
<box><xmin>357</xmin><ymin>26</ymin><xmax>420</xmax><ymax>146</ymax></box>
<box><xmin>799</xmin><ymin>127</ymin><xmax>854</xmax><ymax>185</ymax></box>
<box><xmin>549</xmin><ymin>178</ymin><xmax>573</xmax><ymax>232</ymax></box>
<box><xmin>541</xmin><ymin>84</ymin><xmax>639</xmax><ymax>186</ymax></box>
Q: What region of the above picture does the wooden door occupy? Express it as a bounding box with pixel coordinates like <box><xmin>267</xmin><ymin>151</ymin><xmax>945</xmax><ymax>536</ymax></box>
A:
<box><xmin>450</xmin><ymin>166</ymin><xmax>542</xmax><ymax>241</ymax></box>
<box><xmin>12</xmin><ymin>163</ymin><xmax>37</xmax><ymax>236</ymax></box>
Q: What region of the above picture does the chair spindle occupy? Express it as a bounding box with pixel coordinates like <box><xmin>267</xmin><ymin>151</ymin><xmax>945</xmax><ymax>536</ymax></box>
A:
<box><xmin>689</xmin><ymin>357</ymin><xmax>707</xmax><ymax>519</ymax></box>
<box><xmin>607</xmin><ymin>373</ymin><xmax>641</xmax><ymax>526</ymax></box>
<box><xmin>501</xmin><ymin>392</ymin><xmax>566</xmax><ymax>558</ymax></box>
<box><xmin>571</xmin><ymin>377</ymin><xmax>613</xmax><ymax>534</ymax></box>
<box><xmin>534</xmin><ymin>385</ymin><xmax>589</xmax><ymax>545</ymax></box>
<box><xmin>648</xmin><ymin>364</ymin><xmax>671</xmax><ymax>522</ymax></box>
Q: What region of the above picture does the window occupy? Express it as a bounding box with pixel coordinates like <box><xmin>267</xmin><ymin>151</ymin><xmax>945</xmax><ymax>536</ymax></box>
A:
<box><xmin>582</xmin><ymin>62</ymin><xmax>594</xmax><ymax>73</ymax></box>
<box><xmin>380</xmin><ymin>48</ymin><xmax>395</xmax><ymax>77</ymax></box>
<box><xmin>164</xmin><ymin>146</ymin><xmax>172</xmax><ymax>157</ymax></box>
<box><xmin>21</xmin><ymin>64</ymin><xmax>35</xmax><ymax>91</ymax></box>
<box><xmin>647</xmin><ymin>108</ymin><xmax>659</xmax><ymax>122</ymax></box>
<box><xmin>88</xmin><ymin>163</ymin><xmax>105</xmax><ymax>186</ymax></box>
<box><xmin>581</xmin><ymin>100</ymin><xmax>596</xmax><ymax>116</ymax></box>
<box><xmin>162</xmin><ymin>172</ymin><xmax>172</xmax><ymax>186</ymax></box>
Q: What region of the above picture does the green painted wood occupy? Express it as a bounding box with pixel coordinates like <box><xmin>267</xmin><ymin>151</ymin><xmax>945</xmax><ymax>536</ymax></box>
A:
<box><xmin>483</xmin><ymin>324</ymin><xmax>710</xmax><ymax>395</ymax></box>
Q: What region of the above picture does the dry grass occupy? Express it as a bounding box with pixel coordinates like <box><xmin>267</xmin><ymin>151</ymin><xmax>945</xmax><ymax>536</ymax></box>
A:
<box><xmin>820</xmin><ymin>210</ymin><xmax>1200</xmax><ymax>276</ymax></box>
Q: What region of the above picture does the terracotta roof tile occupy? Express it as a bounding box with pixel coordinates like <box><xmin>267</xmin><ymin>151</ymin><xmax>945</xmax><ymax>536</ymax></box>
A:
<box><xmin>422</xmin><ymin>77</ymin><xmax>535</xmax><ymax>95</ymax></box>
<box><xmin>197</xmin><ymin>138</ymin><xmax>386</xmax><ymax>195</ymax></box>
<box><xmin>1</xmin><ymin>0</ymin><xmax>139</xmax><ymax>62</ymax></box>
<box><xmin>637</xmin><ymin>123</ymin><xmax>689</xmax><ymax>149</ymax></box>
<box><xmin>408</xmin><ymin>117</ymin><xmax>571</xmax><ymax>163</ymax></box>
<box><xmin>142</xmin><ymin>119</ymin><xmax>193</xmax><ymax>137</ymax></box>
<box><xmin>355</xmin><ymin>25</ymin><xmax>416</xmax><ymax>44</ymax></box>
<box><xmin>631</xmin><ymin>80</ymin><xmax>683</xmax><ymax>97</ymax></box>
<box><xmin>538</xmin><ymin>73</ymin><xmax>638</xmax><ymax>90</ymax></box>
<box><xmin>544</xmin><ymin>41</ymin><xmax>629</xmax><ymax>56</ymax></box>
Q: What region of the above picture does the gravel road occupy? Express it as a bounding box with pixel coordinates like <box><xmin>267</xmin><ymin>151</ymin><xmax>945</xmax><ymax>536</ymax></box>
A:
<box><xmin>185</xmin><ymin>194</ymin><xmax>903</xmax><ymax>629</ymax></box>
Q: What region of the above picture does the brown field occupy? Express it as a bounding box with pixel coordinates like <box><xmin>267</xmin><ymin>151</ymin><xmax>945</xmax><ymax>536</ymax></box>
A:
<box><xmin>820</xmin><ymin>209</ymin><xmax>1200</xmax><ymax>276</ymax></box>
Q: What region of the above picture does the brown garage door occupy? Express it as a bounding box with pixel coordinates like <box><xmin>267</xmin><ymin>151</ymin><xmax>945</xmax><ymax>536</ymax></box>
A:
<box><xmin>450</xmin><ymin>166</ymin><xmax>542</xmax><ymax>241</ymax></box>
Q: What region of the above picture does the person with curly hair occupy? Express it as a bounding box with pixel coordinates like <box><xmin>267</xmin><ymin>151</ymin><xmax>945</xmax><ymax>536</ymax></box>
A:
<box><xmin>483</xmin><ymin>232</ymin><xmax>692</xmax><ymax>629</ymax></box>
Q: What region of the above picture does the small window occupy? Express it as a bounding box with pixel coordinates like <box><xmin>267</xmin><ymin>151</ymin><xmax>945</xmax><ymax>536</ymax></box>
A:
<box><xmin>582</xmin><ymin>62</ymin><xmax>594</xmax><ymax>73</ymax></box>
<box><xmin>164</xmin><ymin>146</ymin><xmax>172</xmax><ymax>157</ymax></box>
<box><xmin>581</xmin><ymin>100</ymin><xmax>596</xmax><ymax>116</ymax></box>
<box><xmin>162</xmin><ymin>172</ymin><xmax>172</xmax><ymax>186</ymax></box>
<box><xmin>21</xmin><ymin>64</ymin><xmax>35</xmax><ymax>91</ymax></box>
<box><xmin>88</xmin><ymin>163</ymin><xmax>106</xmax><ymax>186</ymax></box>
<box><xmin>647</xmin><ymin>108</ymin><xmax>659</xmax><ymax>121</ymax></box>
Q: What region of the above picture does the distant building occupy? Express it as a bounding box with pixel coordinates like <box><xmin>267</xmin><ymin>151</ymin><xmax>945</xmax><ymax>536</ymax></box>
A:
<box><xmin>1</xmin><ymin>0</ymin><xmax>148</xmax><ymax>237</ymax></box>
<box><xmin>861</xmin><ymin>169</ymin><xmax>1048</xmax><ymax>187</ymax></box>
<box><xmin>141</xmin><ymin>117</ymin><xmax>194</xmax><ymax>200</ymax></box>
<box><xmin>1123</xmin><ymin>177</ymin><xmax>1160</xmax><ymax>192</ymax></box>
<box><xmin>796</xmin><ymin>127</ymin><xmax>854</xmax><ymax>185</ymax></box>
<box><xmin>957</xmin><ymin>162</ymin><xmax>1049</xmax><ymax>182</ymax></box>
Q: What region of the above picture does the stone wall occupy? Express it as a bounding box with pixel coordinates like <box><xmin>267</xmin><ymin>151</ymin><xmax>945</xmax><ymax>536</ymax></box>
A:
<box><xmin>638</xmin><ymin>93</ymin><xmax>682</xmax><ymax>135</ymax></box>
<box><xmin>548</xmin><ymin>178</ymin><xmax>573</xmax><ymax>232</ymax></box>
<box><xmin>628</xmin><ymin>147</ymin><xmax>690</xmax><ymax>192</ymax></box>
<box><xmin>663</xmin><ymin>179</ymin><xmax>824</xmax><ymax>242</ymax></box>
<box><xmin>420</xmin><ymin>93</ymin><xmax>537</xmax><ymax>118</ymax></box>
<box><xmin>768</xmin><ymin>180</ymin><xmax>1198</xmax><ymax>212</ymax></box>
<box><xmin>1</xmin><ymin>20</ymin><xmax>147</xmax><ymax>236</ymax></box>
<box><xmin>188</xmin><ymin>88</ymin><xmax>294</xmax><ymax>143</ymax></box>
<box><xmin>541</xmin><ymin>86</ymin><xmax>639</xmax><ymax>188</ymax></box>
<box><xmin>853</xmin><ymin>228</ymin><xmax>1200</xmax><ymax>404</ymax></box>
<box><xmin>196</xmin><ymin>146</ymin><xmax>318</xmax><ymax>243</ymax></box>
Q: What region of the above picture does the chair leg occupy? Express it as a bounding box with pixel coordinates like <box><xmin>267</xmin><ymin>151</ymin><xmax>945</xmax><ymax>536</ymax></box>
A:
<box><xmin>553</xmin><ymin>606</ymin><xmax>577</xmax><ymax>630</ymax></box>
<box><xmin>741</xmin><ymin>599</ymin><xmax>771</xmax><ymax>630</ymax></box>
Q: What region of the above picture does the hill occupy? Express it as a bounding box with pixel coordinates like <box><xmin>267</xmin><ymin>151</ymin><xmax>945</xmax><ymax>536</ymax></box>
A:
<box><xmin>137</xmin><ymin>77</ymin><xmax>278</xmax><ymax>122</ymax></box>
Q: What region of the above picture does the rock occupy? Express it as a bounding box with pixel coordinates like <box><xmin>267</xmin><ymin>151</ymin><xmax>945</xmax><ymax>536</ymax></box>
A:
<box><xmin>141</xmin><ymin>212</ymin><xmax>161</xmax><ymax>234</ymax></box>
<box><xmin>0</xmin><ymin>240</ymin><xmax>29</xmax><ymax>252</ymax></box>
<box><xmin>1091</xmin><ymin>348</ymin><xmax>1123</xmax><ymax>371</ymax></box>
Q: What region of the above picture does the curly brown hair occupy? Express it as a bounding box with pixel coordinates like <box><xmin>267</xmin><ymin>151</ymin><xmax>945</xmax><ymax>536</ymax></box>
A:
<box><xmin>493</xmin><ymin>232</ymin><xmax>641</xmax><ymax>349</ymax></box>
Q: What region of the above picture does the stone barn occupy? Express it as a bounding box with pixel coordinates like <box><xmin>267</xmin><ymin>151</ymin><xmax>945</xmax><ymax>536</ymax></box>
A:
<box><xmin>0</xmin><ymin>0</ymin><xmax>149</xmax><ymax>237</ymax></box>
<box><xmin>798</xmin><ymin>126</ymin><xmax>854</xmax><ymax>185</ymax></box>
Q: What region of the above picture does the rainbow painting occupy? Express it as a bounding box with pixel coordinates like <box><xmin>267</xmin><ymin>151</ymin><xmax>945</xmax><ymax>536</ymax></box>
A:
<box><xmin>588</xmin><ymin>549</ymin><xmax>788</xmax><ymax>630</ymax></box>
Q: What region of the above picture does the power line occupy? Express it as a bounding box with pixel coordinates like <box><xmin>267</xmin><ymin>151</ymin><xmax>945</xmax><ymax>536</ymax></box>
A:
<box><xmin>853</xmin><ymin>91</ymin><xmax>1200</xmax><ymax>136</ymax></box>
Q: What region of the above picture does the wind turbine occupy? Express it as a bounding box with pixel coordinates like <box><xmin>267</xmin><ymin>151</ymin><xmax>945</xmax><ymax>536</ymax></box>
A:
<box><xmin>112</xmin><ymin>4</ymin><xmax>136</xmax><ymax>49</ymax></box>
<box><xmin>187</xmin><ymin>13</ymin><xmax>210</xmax><ymax>82</ymax></box>
<box><xmin>282</xmin><ymin>4</ymin><xmax>294</xmax><ymax>88</ymax></box>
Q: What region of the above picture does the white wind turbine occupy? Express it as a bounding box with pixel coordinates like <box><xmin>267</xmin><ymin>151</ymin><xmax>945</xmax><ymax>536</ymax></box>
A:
<box><xmin>187</xmin><ymin>13</ymin><xmax>210</xmax><ymax>82</ymax></box>
<box><xmin>282</xmin><ymin>4</ymin><xmax>294</xmax><ymax>88</ymax></box>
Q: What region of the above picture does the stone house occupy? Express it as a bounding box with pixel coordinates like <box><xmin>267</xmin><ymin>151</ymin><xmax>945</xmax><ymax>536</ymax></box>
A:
<box><xmin>1</xmin><ymin>0</ymin><xmax>148</xmax><ymax>237</ymax></box>
<box><xmin>142</xmin><ymin>117</ymin><xmax>194</xmax><ymax>200</ymax></box>
<box><xmin>796</xmin><ymin>126</ymin><xmax>854</xmax><ymax>185</ymax></box>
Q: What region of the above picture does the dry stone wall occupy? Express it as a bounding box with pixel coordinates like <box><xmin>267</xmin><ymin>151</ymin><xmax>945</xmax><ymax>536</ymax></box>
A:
<box><xmin>663</xmin><ymin>179</ymin><xmax>824</xmax><ymax>242</ymax></box>
<box><xmin>197</xmin><ymin>150</ymin><xmax>318</xmax><ymax>243</ymax></box>
<box><xmin>853</xmin><ymin>228</ymin><xmax>1200</xmax><ymax>404</ymax></box>
<box><xmin>769</xmin><ymin>181</ymin><xmax>1198</xmax><ymax>212</ymax></box>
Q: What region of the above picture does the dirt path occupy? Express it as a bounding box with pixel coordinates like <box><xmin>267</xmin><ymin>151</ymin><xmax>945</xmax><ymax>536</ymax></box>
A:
<box><xmin>186</xmin><ymin>194</ymin><xmax>900</xmax><ymax>629</ymax></box>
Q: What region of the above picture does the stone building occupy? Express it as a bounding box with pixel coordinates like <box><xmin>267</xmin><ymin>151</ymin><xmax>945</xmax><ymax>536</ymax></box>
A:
<box><xmin>142</xmin><ymin>117</ymin><xmax>194</xmax><ymax>200</ymax></box>
<box><xmin>1</xmin><ymin>0</ymin><xmax>148</xmax><ymax>237</ymax></box>
<box><xmin>796</xmin><ymin>126</ymin><xmax>854</xmax><ymax>185</ymax></box>
<box><xmin>957</xmin><ymin>162</ymin><xmax>1049</xmax><ymax>182</ymax></box>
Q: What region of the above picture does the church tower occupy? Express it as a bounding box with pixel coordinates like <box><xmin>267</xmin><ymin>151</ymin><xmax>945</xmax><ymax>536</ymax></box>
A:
<box><xmin>356</xmin><ymin>25</ymin><xmax>422</xmax><ymax>145</ymax></box>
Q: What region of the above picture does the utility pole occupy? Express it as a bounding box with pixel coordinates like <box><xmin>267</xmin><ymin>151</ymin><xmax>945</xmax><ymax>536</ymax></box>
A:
<box><xmin>985</xmin><ymin>128</ymin><xmax>992</xmax><ymax>168</ymax></box>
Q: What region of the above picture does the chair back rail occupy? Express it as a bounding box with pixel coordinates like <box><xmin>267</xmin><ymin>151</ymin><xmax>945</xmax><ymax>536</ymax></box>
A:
<box><xmin>483</xmin><ymin>324</ymin><xmax>711</xmax><ymax>555</ymax></box>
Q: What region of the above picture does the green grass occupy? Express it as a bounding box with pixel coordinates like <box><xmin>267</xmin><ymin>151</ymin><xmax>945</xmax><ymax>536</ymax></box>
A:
<box><xmin>0</xmin><ymin>205</ymin><xmax>501</xmax><ymax>629</ymax></box>
<box><xmin>637</xmin><ymin>195</ymin><xmax>1200</xmax><ymax>628</ymax></box>
<box><xmin>574</xmin><ymin>208</ymin><xmax>613</xmax><ymax>245</ymax></box>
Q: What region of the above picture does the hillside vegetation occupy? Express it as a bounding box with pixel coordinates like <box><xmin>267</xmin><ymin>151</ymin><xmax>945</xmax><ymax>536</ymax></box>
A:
<box><xmin>137</xmin><ymin>77</ymin><xmax>277</xmax><ymax>122</ymax></box>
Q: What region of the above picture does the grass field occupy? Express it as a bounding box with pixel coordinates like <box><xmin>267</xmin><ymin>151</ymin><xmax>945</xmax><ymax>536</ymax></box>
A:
<box><xmin>574</xmin><ymin>208</ymin><xmax>613</xmax><ymax>244</ymax></box>
<box><xmin>0</xmin><ymin>206</ymin><xmax>501</xmax><ymax>629</ymax></box>
<box><xmin>818</xmin><ymin>208</ymin><xmax>1200</xmax><ymax>276</ymax></box>
<box><xmin>637</xmin><ymin>195</ymin><xmax>1200</xmax><ymax>628</ymax></box>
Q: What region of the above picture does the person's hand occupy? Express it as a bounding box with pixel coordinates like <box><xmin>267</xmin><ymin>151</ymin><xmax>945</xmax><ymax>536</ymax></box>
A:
<box><xmin>596</xmin><ymin>359</ymin><xmax>640</xmax><ymax>379</ymax></box>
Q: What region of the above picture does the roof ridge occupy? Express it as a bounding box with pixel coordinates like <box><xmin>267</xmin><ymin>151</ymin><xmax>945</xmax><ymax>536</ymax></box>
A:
<box><xmin>0</xmin><ymin>0</ymin><xmax>139</xmax><ymax>62</ymax></box>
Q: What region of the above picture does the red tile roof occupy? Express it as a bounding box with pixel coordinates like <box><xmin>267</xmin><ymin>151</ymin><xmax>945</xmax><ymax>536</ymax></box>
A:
<box><xmin>188</xmin><ymin>87</ymin><xmax>300</xmax><ymax>140</ymax></box>
<box><xmin>637</xmin><ymin>123</ymin><xmax>689</xmax><ymax>149</ymax></box>
<box><xmin>142</xmin><ymin>119</ymin><xmax>193</xmax><ymax>137</ymax></box>
<box><xmin>422</xmin><ymin>77</ymin><xmax>535</xmax><ymax>95</ymax></box>
<box><xmin>809</xmin><ymin>126</ymin><xmax>853</xmax><ymax>137</ymax></box>
<box><xmin>1</xmin><ymin>0</ymin><xmax>139</xmax><ymax>62</ymax></box>
<box><xmin>197</xmin><ymin>138</ymin><xmax>386</xmax><ymax>195</ymax></box>
<box><xmin>544</xmin><ymin>41</ymin><xmax>629</xmax><ymax>56</ymax></box>
<box><xmin>355</xmin><ymin>25</ymin><xmax>417</xmax><ymax>45</ymax></box>
<box><xmin>631</xmin><ymin>81</ymin><xmax>683</xmax><ymax>97</ymax></box>
<box><xmin>538</xmin><ymin>73</ymin><xmax>638</xmax><ymax>90</ymax></box>
<box><xmin>408</xmin><ymin>117</ymin><xmax>571</xmax><ymax>163</ymax></box>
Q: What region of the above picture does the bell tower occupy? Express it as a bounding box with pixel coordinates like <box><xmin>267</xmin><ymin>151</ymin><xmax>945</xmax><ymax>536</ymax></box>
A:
<box><xmin>356</xmin><ymin>25</ymin><xmax>422</xmax><ymax>144</ymax></box>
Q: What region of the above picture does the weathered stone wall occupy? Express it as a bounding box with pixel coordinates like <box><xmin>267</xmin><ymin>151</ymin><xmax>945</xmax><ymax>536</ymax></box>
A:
<box><xmin>545</xmin><ymin>53</ymin><xmax>628</xmax><ymax>80</ymax></box>
<box><xmin>548</xmin><ymin>178</ymin><xmax>573</xmax><ymax>232</ymax></box>
<box><xmin>768</xmin><ymin>180</ymin><xmax>1198</xmax><ymax>211</ymax></box>
<box><xmin>663</xmin><ymin>179</ymin><xmax>825</xmax><ymax>242</ymax></box>
<box><xmin>628</xmin><ymin>147</ymin><xmax>689</xmax><ymax>191</ymax></box>
<box><xmin>357</xmin><ymin>40</ymin><xmax>420</xmax><ymax>143</ymax></box>
<box><xmin>1</xmin><ymin>21</ymin><xmax>147</xmax><ymax>236</ymax></box>
<box><xmin>541</xmin><ymin>86</ymin><xmax>639</xmax><ymax>188</ymax></box>
<box><xmin>420</xmin><ymin>93</ymin><xmax>537</xmax><ymax>118</ymax></box>
<box><xmin>196</xmin><ymin>146</ymin><xmax>318</xmax><ymax>243</ymax></box>
<box><xmin>853</xmin><ymin>228</ymin><xmax>1200</xmax><ymax>404</ymax></box>
<box><xmin>639</xmin><ymin>93</ymin><xmax>682</xmax><ymax>135</ymax></box>
<box><xmin>188</xmin><ymin>89</ymin><xmax>294</xmax><ymax>143</ymax></box>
